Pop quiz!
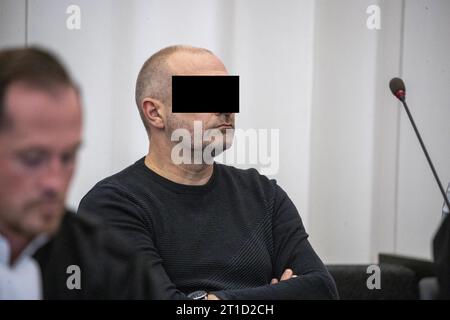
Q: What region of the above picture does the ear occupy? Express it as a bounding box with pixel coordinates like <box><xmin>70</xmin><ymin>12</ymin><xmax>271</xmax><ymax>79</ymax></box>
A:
<box><xmin>142</xmin><ymin>98</ymin><xmax>165</xmax><ymax>130</ymax></box>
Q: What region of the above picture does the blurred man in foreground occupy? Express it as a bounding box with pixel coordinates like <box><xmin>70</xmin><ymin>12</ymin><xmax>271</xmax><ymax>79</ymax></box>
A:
<box><xmin>0</xmin><ymin>47</ymin><xmax>157</xmax><ymax>299</ymax></box>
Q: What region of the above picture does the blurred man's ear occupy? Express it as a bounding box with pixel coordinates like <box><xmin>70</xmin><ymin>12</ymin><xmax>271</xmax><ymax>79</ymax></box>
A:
<box><xmin>142</xmin><ymin>98</ymin><xmax>165</xmax><ymax>130</ymax></box>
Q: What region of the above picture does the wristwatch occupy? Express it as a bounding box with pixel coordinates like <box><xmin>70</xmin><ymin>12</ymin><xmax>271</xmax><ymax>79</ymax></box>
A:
<box><xmin>187</xmin><ymin>290</ymin><xmax>208</xmax><ymax>300</ymax></box>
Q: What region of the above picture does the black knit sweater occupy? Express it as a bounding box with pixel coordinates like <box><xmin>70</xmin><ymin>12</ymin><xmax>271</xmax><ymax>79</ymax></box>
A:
<box><xmin>78</xmin><ymin>158</ymin><xmax>338</xmax><ymax>299</ymax></box>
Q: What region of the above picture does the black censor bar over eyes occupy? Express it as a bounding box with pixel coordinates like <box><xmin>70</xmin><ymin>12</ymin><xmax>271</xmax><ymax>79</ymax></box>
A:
<box><xmin>172</xmin><ymin>75</ymin><xmax>239</xmax><ymax>113</ymax></box>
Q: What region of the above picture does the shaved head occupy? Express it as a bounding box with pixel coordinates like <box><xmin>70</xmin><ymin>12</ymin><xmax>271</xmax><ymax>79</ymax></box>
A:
<box><xmin>135</xmin><ymin>45</ymin><xmax>226</xmax><ymax>132</ymax></box>
<box><xmin>139</xmin><ymin>45</ymin><xmax>235</xmax><ymax>171</ymax></box>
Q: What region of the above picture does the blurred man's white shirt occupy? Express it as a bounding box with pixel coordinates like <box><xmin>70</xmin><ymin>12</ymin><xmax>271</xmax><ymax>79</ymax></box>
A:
<box><xmin>0</xmin><ymin>234</ymin><xmax>48</xmax><ymax>300</ymax></box>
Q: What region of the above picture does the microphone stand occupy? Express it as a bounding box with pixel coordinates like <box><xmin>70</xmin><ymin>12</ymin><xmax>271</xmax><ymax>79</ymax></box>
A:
<box><xmin>379</xmin><ymin>86</ymin><xmax>444</xmax><ymax>294</ymax></box>
<box><xmin>398</xmin><ymin>96</ymin><xmax>450</xmax><ymax>211</ymax></box>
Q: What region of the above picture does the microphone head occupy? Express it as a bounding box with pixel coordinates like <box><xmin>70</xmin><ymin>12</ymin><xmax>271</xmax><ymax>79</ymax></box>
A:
<box><xmin>389</xmin><ymin>77</ymin><xmax>406</xmax><ymax>100</ymax></box>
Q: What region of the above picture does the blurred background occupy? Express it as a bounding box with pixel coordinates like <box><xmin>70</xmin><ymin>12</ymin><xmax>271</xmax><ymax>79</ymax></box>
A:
<box><xmin>1</xmin><ymin>0</ymin><xmax>449</xmax><ymax>265</ymax></box>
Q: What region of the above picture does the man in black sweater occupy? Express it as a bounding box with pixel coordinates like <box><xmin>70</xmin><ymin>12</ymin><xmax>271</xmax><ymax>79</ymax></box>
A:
<box><xmin>0</xmin><ymin>47</ymin><xmax>159</xmax><ymax>299</ymax></box>
<box><xmin>79</xmin><ymin>45</ymin><xmax>338</xmax><ymax>300</ymax></box>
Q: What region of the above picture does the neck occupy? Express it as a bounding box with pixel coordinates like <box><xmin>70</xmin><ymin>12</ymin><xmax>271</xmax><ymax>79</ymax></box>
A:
<box><xmin>0</xmin><ymin>224</ymin><xmax>33</xmax><ymax>266</ymax></box>
<box><xmin>145</xmin><ymin>139</ymin><xmax>213</xmax><ymax>186</ymax></box>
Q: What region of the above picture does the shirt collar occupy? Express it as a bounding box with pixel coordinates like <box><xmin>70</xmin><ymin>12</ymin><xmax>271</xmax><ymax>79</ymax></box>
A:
<box><xmin>0</xmin><ymin>232</ymin><xmax>49</xmax><ymax>267</ymax></box>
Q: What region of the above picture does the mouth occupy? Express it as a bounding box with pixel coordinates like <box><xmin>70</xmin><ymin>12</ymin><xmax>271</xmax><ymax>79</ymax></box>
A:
<box><xmin>215</xmin><ymin>123</ymin><xmax>234</xmax><ymax>129</ymax></box>
<box><xmin>35</xmin><ymin>198</ymin><xmax>62</xmax><ymax>209</ymax></box>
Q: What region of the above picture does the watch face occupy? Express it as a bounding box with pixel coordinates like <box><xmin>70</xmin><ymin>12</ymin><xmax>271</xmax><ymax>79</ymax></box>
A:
<box><xmin>188</xmin><ymin>290</ymin><xmax>207</xmax><ymax>300</ymax></box>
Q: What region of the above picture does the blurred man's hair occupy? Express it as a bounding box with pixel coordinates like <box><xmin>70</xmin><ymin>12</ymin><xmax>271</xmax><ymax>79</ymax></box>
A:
<box><xmin>135</xmin><ymin>45</ymin><xmax>213</xmax><ymax>133</ymax></box>
<box><xmin>0</xmin><ymin>47</ymin><xmax>77</xmax><ymax>130</ymax></box>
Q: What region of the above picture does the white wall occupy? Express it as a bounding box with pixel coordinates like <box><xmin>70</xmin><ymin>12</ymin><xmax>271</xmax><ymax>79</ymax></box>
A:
<box><xmin>396</xmin><ymin>0</ymin><xmax>450</xmax><ymax>258</ymax></box>
<box><xmin>0</xmin><ymin>0</ymin><xmax>26</xmax><ymax>47</ymax></box>
<box><xmin>308</xmin><ymin>0</ymin><xmax>450</xmax><ymax>263</ymax></box>
<box><xmin>226</xmin><ymin>0</ymin><xmax>315</xmax><ymax>228</ymax></box>
<box><xmin>370</xmin><ymin>0</ymin><xmax>405</xmax><ymax>262</ymax></box>
<box><xmin>1</xmin><ymin>0</ymin><xmax>449</xmax><ymax>264</ymax></box>
<box><xmin>308</xmin><ymin>0</ymin><xmax>379</xmax><ymax>264</ymax></box>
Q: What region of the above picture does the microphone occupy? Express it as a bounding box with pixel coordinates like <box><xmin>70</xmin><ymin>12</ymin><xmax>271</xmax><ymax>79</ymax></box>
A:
<box><xmin>389</xmin><ymin>77</ymin><xmax>406</xmax><ymax>101</ymax></box>
<box><xmin>389</xmin><ymin>77</ymin><xmax>450</xmax><ymax>212</ymax></box>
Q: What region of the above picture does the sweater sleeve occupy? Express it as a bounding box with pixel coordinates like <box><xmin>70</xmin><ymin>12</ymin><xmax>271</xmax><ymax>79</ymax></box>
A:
<box><xmin>212</xmin><ymin>182</ymin><xmax>339</xmax><ymax>300</ymax></box>
<box><xmin>78</xmin><ymin>183</ymin><xmax>189</xmax><ymax>300</ymax></box>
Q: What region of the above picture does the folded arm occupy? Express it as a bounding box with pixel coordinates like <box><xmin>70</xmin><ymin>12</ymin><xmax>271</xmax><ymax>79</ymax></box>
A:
<box><xmin>211</xmin><ymin>183</ymin><xmax>338</xmax><ymax>300</ymax></box>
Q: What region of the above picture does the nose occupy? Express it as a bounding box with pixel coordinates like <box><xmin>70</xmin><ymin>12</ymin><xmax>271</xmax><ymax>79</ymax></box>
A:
<box><xmin>39</xmin><ymin>158</ymin><xmax>66</xmax><ymax>197</ymax></box>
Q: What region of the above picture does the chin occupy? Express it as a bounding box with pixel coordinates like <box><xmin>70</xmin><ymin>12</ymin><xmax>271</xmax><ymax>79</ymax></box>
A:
<box><xmin>24</xmin><ymin>211</ymin><xmax>64</xmax><ymax>237</ymax></box>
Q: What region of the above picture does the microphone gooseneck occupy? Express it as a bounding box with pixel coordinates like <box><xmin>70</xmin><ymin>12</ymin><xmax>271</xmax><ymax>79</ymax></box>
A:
<box><xmin>389</xmin><ymin>77</ymin><xmax>450</xmax><ymax>211</ymax></box>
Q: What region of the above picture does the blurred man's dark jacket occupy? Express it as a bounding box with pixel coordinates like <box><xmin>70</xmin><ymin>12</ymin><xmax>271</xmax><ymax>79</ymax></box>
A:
<box><xmin>33</xmin><ymin>210</ymin><xmax>164</xmax><ymax>299</ymax></box>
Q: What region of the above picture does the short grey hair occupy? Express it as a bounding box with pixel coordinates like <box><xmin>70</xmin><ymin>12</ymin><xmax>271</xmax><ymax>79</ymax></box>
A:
<box><xmin>135</xmin><ymin>45</ymin><xmax>213</xmax><ymax>132</ymax></box>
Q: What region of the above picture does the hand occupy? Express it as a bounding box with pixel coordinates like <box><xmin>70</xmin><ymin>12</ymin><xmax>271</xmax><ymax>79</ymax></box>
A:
<box><xmin>207</xmin><ymin>293</ymin><xmax>220</xmax><ymax>300</ymax></box>
<box><xmin>270</xmin><ymin>268</ymin><xmax>297</xmax><ymax>284</ymax></box>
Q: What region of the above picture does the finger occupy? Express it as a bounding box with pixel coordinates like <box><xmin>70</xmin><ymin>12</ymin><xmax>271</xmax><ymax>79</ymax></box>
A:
<box><xmin>280</xmin><ymin>268</ymin><xmax>293</xmax><ymax>281</ymax></box>
<box><xmin>271</xmin><ymin>278</ymin><xmax>279</xmax><ymax>284</ymax></box>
